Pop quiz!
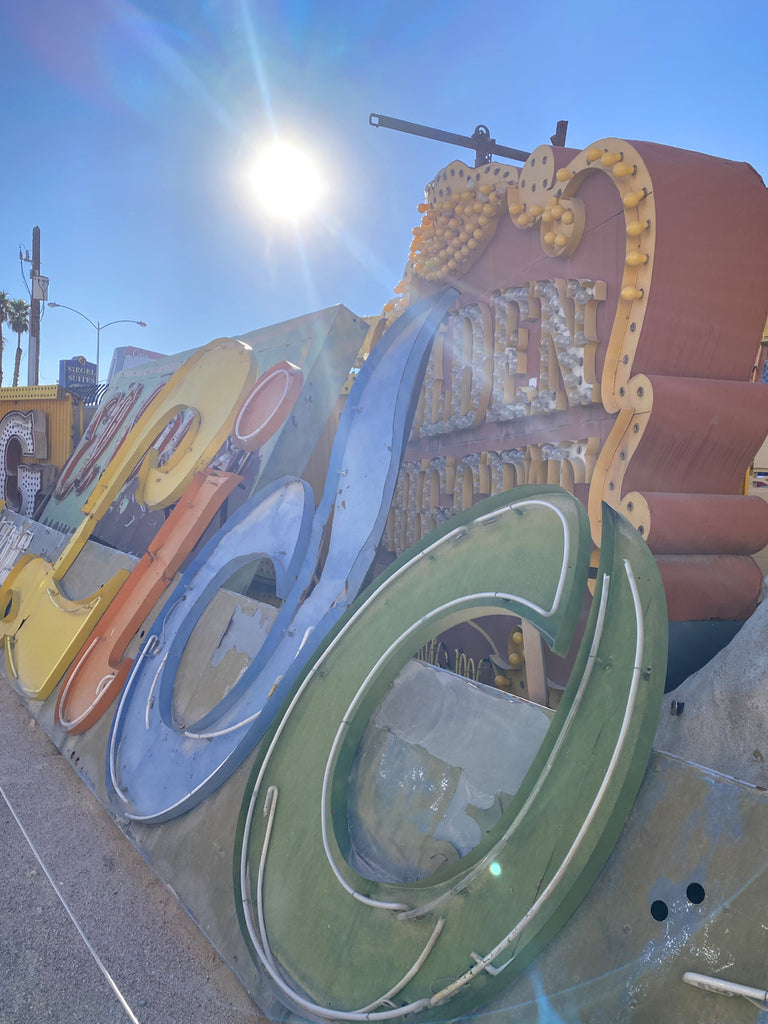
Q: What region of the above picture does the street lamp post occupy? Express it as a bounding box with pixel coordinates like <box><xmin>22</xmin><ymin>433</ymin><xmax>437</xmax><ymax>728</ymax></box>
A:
<box><xmin>47</xmin><ymin>302</ymin><xmax>147</xmax><ymax>382</ymax></box>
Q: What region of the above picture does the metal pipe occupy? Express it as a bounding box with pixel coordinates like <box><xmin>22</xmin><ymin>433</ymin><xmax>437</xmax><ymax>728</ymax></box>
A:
<box><xmin>370</xmin><ymin>113</ymin><xmax>530</xmax><ymax>165</ymax></box>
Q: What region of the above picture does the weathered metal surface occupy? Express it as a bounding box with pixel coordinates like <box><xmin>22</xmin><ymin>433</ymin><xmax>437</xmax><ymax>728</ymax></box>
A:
<box><xmin>0</xmin><ymin>509</ymin><xmax>68</xmax><ymax>584</ymax></box>
<box><xmin>0</xmin><ymin>338</ymin><xmax>255</xmax><ymax>699</ymax></box>
<box><xmin>236</xmin><ymin>304</ymin><xmax>368</xmax><ymax>495</ymax></box>
<box><xmin>40</xmin><ymin>308</ymin><xmax>364</xmax><ymax>557</ymax></box>
<box><xmin>10</xmin><ymin>627</ymin><xmax>766</xmax><ymax>1024</ymax></box>
<box><xmin>389</xmin><ymin>136</ymin><xmax>768</xmax><ymax>630</ymax></box>
<box><xmin>0</xmin><ymin>410</ymin><xmax>52</xmax><ymax>515</ymax></box>
<box><xmin>38</xmin><ymin>352</ymin><xmax>192</xmax><ymax>533</ymax></box>
<box><xmin>54</xmin><ymin>469</ymin><xmax>242</xmax><ymax>734</ymax></box>
<box><xmin>234</xmin><ymin>493</ymin><xmax>667</xmax><ymax>1021</ymax></box>
<box><xmin>655</xmin><ymin>593</ymin><xmax>768</xmax><ymax>788</ymax></box>
<box><xmin>0</xmin><ymin>385</ymin><xmax>83</xmax><ymax>471</ymax></box>
<box><xmin>473</xmin><ymin>751</ymin><xmax>768</xmax><ymax>1023</ymax></box>
<box><xmin>0</xmin><ymin>551</ymin><xmax>130</xmax><ymax>699</ymax></box>
<box><xmin>657</xmin><ymin>554</ymin><xmax>763</xmax><ymax>622</ymax></box>
<box><xmin>0</xmin><ymin>131</ymin><xmax>765</xmax><ymax>1024</ymax></box>
<box><xmin>106</xmin><ymin>290</ymin><xmax>457</xmax><ymax>823</ymax></box>
<box><xmin>54</xmin><ymin>355</ymin><xmax>309</xmax><ymax>734</ymax></box>
<box><xmin>634</xmin><ymin>492</ymin><xmax>768</xmax><ymax>556</ymax></box>
<box><xmin>232</xmin><ymin>360</ymin><xmax>304</xmax><ymax>452</ymax></box>
<box><xmin>99</xmin><ymin>338</ymin><xmax>255</xmax><ymax>511</ymax></box>
<box><xmin>0</xmin><ymin>389</ymin><xmax>83</xmax><ymax>514</ymax></box>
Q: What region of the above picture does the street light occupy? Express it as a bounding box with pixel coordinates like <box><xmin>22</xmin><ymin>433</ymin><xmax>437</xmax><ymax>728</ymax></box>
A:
<box><xmin>47</xmin><ymin>302</ymin><xmax>147</xmax><ymax>381</ymax></box>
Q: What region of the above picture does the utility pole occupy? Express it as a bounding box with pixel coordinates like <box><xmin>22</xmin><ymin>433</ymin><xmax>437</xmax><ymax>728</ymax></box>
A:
<box><xmin>27</xmin><ymin>227</ymin><xmax>43</xmax><ymax>386</ymax></box>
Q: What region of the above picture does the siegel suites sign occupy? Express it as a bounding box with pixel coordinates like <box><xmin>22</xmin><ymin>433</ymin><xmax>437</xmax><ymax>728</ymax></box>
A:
<box><xmin>59</xmin><ymin>355</ymin><xmax>97</xmax><ymax>389</ymax></box>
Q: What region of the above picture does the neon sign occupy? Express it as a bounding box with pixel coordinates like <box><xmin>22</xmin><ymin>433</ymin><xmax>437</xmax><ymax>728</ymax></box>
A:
<box><xmin>0</xmin><ymin>132</ymin><xmax>765</xmax><ymax>1023</ymax></box>
<box><xmin>0</xmin><ymin>337</ymin><xmax>256</xmax><ymax>698</ymax></box>
<box><xmin>388</xmin><ymin>139</ymin><xmax>768</xmax><ymax>631</ymax></box>
<box><xmin>0</xmin><ymin>410</ymin><xmax>54</xmax><ymax>515</ymax></box>
<box><xmin>105</xmin><ymin>290</ymin><xmax>456</xmax><ymax>821</ymax></box>
<box><xmin>235</xmin><ymin>492</ymin><xmax>667</xmax><ymax>1021</ymax></box>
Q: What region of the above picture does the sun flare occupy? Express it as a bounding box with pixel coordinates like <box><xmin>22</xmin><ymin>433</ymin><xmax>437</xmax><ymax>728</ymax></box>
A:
<box><xmin>249</xmin><ymin>141</ymin><xmax>326</xmax><ymax>221</ymax></box>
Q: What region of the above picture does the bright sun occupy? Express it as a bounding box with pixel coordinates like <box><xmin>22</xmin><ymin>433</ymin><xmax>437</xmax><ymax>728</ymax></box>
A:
<box><xmin>249</xmin><ymin>141</ymin><xmax>326</xmax><ymax>221</ymax></box>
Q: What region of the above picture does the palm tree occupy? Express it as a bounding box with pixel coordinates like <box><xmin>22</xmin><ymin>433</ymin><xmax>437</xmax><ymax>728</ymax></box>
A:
<box><xmin>8</xmin><ymin>298</ymin><xmax>30</xmax><ymax>387</ymax></box>
<box><xmin>0</xmin><ymin>292</ymin><xmax>11</xmax><ymax>387</ymax></box>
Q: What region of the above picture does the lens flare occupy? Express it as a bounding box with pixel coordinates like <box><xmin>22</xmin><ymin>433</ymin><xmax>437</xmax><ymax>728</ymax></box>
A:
<box><xmin>249</xmin><ymin>141</ymin><xmax>326</xmax><ymax>221</ymax></box>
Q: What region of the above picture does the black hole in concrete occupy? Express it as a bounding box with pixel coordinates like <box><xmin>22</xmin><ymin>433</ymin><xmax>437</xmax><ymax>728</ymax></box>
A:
<box><xmin>651</xmin><ymin>900</ymin><xmax>668</xmax><ymax>921</ymax></box>
<box><xmin>686</xmin><ymin>882</ymin><xmax>705</xmax><ymax>905</ymax></box>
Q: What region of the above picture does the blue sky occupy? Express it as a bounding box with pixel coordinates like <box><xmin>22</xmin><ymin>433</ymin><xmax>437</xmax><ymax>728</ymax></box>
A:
<box><xmin>2</xmin><ymin>0</ymin><xmax>767</xmax><ymax>386</ymax></box>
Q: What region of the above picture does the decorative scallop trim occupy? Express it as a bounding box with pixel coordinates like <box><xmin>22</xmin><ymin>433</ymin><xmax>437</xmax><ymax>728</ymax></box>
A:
<box><xmin>382</xmin><ymin>161</ymin><xmax>517</xmax><ymax>319</ymax></box>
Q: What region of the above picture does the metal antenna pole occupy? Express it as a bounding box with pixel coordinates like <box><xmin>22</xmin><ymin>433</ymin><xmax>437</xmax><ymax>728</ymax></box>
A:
<box><xmin>369</xmin><ymin>114</ymin><xmax>568</xmax><ymax>168</ymax></box>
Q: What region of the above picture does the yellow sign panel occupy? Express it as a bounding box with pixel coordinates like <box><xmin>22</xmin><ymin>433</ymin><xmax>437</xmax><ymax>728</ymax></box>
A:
<box><xmin>0</xmin><ymin>337</ymin><xmax>257</xmax><ymax>699</ymax></box>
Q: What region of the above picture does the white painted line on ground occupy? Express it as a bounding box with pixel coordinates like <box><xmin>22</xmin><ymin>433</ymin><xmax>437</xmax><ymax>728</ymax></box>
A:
<box><xmin>0</xmin><ymin>783</ymin><xmax>142</xmax><ymax>1024</ymax></box>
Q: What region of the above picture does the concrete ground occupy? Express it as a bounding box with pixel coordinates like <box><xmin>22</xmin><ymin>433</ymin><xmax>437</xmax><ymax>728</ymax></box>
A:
<box><xmin>0</xmin><ymin>680</ymin><xmax>268</xmax><ymax>1024</ymax></box>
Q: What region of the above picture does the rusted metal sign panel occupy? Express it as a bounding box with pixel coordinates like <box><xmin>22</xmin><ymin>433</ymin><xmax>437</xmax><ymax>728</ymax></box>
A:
<box><xmin>387</xmin><ymin>139</ymin><xmax>768</xmax><ymax>633</ymax></box>
<box><xmin>236</xmin><ymin>304</ymin><xmax>368</xmax><ymax>494</ymax></box>
<box><xmin>234</xmin><ymin>495</ymin><xmax>667</xmax><ymax>1020</ymax></box>
<box><xmin>0</xmin><ymin>509</ymin><xmax>68</xmax><ymax>584</ymax></box>
<box><xmin>38</xmin><ymin>350</ymin><xmax>193</xmax><ymax>536</ymax></box>
<box><xmin>0</xmin><ymin>338</ymin><xmax>255</xmax><ymax>699</ymax></box>
<box><xmin>39</xmin><ymin>306</ymin><xmax>366</xmax><ymax>558</ymax></box>
<box><xmin>0</xmin><ymin>386</ymin><xmax>84</xmax><ymax>515</ymax></box>
<box><xmin>106</xmin><ymin>290</ymin><xmax>456</xmax><ymax>822</ymax></box>
<box><xmin>55</xmin><ymin>469</ymin><xmax>241</xmax><ymax>733</ymax></box>
<box><xmin>2</xmin><ymin>131</ymin><xmax>767</xmax><ymax>1024</ymax></box>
